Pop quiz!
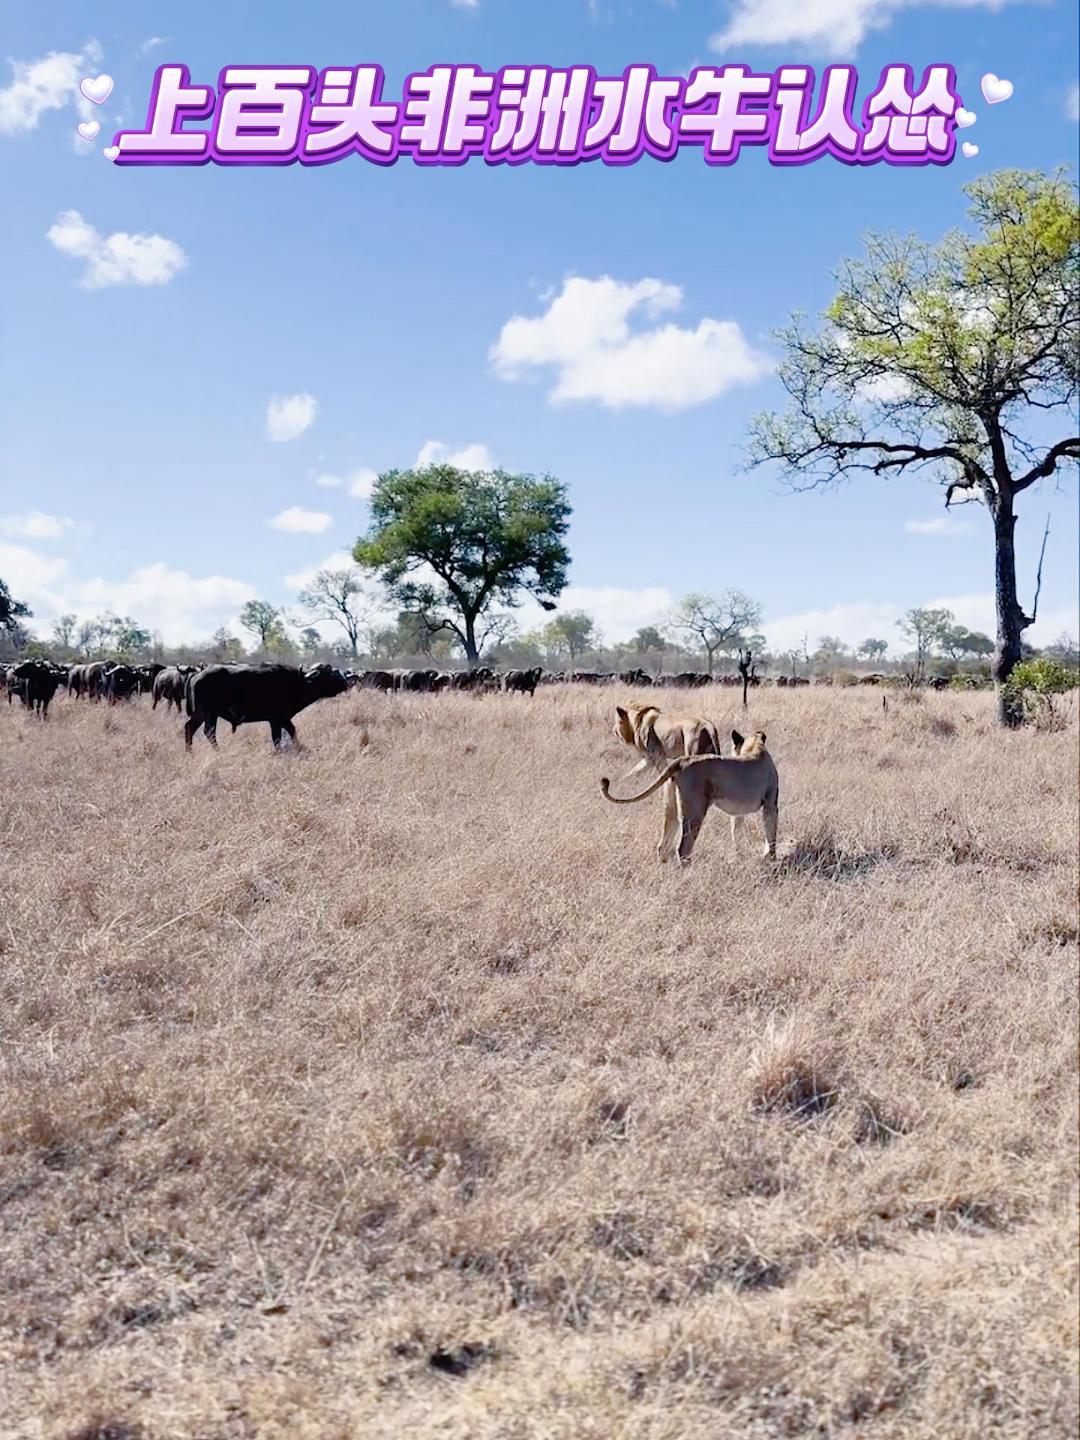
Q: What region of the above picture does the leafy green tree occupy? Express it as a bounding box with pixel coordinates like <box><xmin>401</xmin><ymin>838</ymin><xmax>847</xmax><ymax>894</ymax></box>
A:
<box><xmin>209</xmin><ymin>626</ymin><xmax>244</xmax><ymax>662</ymax></box>
<box><xmin>239</xmin><ymin>600</ymin><xmax>286</xmax><ymax>651</ymax></box>
<box><xmin>629</xmin><ymin>626</ymin><xmax>665</xmax><ymax>654</ymax></box>
<box><xmin>667</xmin><ymin>590</ymin><xmax>763</xmax><ymax>675</ymax></box>
<box><xmin>107</xmin><ymin>616</ymin><xmax>152</xmax><ymax>659</ymax></box>
<box><xmin>299</xmin><ymin>627</ymin><xmax>323</xmax><ymax>659</ymax></box>
<box><xmin>627</xmin><ymin>625</ymin><xmax>668</xmax><ymax>672</ymax></box>
<box><xmin>746</xmin><ymin>170</ymin><xmax>1080</xmax><ymax>725</ymax></box>
<box><xmin>814</xmin><ymin>634</ymin><xmax>849</xmax><ymax>669</ymax></box>
<box><xmin>940</xmin><ymin>624</ymin><xmax>994</xmax><ymax>660</ymax></box>
<box><xmin>51</xmin><ymin>614</ymin><xmax>78</xmax><ymax>650</ymax></box>
<box><xmin>353</xmin><ymin>464</ymin><xmax>570</xmax><ymax>666</ymax></box>
<box><xmin>857</xmin><ymin>638</ymin><xmax>889</xmax><ymax>663</ymax></box>
<box><xmin>365</xmin><ymin>624</ymin><xmax>402</xmax><ymax>663</ymax></box>
<box><xmin>541</xmin><ymin>610</ymin><xmax>598</xmax><ymax>663</ymax></box>
<box><xmin>898</xmin><ymin>607</ymin><xmax>953</xmax><ymax>680</ymax></box>
<box><xmin>0</xmin><ymin>577</ymin><xmax>30</xmax><ymax>633</ymax></box>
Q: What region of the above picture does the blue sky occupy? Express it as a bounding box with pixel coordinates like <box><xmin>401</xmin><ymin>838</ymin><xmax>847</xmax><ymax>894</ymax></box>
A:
<box><xmin>1</xmin><ymin>0</ymin><xmax>1077</xmax><ymax>654</ymax></box>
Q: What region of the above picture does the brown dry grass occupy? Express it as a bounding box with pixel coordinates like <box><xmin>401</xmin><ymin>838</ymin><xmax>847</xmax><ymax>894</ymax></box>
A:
<box><xmin>1</xmin><ymin>684</ymin><xmax>1077</xmax><ymax>1439</ymax></box>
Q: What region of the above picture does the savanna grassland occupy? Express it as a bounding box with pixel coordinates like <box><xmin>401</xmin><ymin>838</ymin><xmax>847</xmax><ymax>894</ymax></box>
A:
<box><xmin>1</xmin><ymin>682</ymin><xmax>1077</xmax><ymax>1440</ymax></box>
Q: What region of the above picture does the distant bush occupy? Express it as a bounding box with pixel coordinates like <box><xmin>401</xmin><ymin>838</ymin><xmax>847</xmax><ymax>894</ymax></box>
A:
<box><xmin>1004</xmin><ymin>658</ymin><xmax>1079</xmax><ymax>730</ymax></box>
<box><xmin>835</xmin><ymin>671</ymin><xmax>859</xmax><ymax>687</ymax></box>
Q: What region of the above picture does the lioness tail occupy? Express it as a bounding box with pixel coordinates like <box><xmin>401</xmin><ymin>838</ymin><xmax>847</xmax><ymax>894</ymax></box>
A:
<box><xmin>600</xmin><ymin>760</ymin><xmax>683</xmax><ymax>804</ymax></box>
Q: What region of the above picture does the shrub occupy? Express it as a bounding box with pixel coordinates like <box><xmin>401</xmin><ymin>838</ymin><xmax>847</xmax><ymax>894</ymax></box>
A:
<box><xmin>1004</xmin><ymin>657</ymin><xmax>1079</xmax><ymax>730</ymax></box>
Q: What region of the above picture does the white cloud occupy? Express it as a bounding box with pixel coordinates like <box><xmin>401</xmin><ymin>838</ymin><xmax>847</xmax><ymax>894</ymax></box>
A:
<box><xmin>0</xmin><ymin>511</ymin><xmax>74</xmax><ymax>540</ymax></box>
<box><xmin>1068</xmin><ymin>84</ymin><xmax>1080</xmax><ymax>122</ymax></box>
<box><xmin>491</xmin><ymin>276</ymin><xmax>770</xmax><ymax>411</ymax></box>
<box><xmin>266</xmin><ymin>393</ymin><xmax>318</xmax><ymax>443</ymax></box>
<box><xmin>451</xmin><ymin>0</ymin><xmax>480</xmax><ymax>7</ymax></box>
<box><xmin>348</xmin><ymin>468</ymin><xmax>379</xmax><ymax>499</ymax></box>
<box><xmin>47</xmin><ymin>210</ymin><xmax>187</xmax><ymax>289</ymax></box>
<box><xmin>268</xmin><ymin>507</ymin><xmax>333</xmax><ymax>535</ymax></box>
<box><xmin>904</xmin><ymin>516</ymin><xmax>974</xmax><ymax>536</ymax></box>
<box><xmin>140</xmin><ymin>37</ymin><xmax>171</xmax><ymax>55</ymax></box>
<box><xmin>315</xmin><ymin>473</ymin><xmax>343</xmax><ymax>488</ymax></box>
<box><xmin>5</xmin><ymin>543</ymin><xmax>257</xmax><ymax>646</ymax></box>
<box><xmin>760</xmin><ymin>592</ymin><xmax>1079</xmax><ymax>656</ymax></box>
<box><xmin>0</xmin><ymin>540</ymin><xmax>70</xmax><ymax>598</ymax></box>
<box><xmin>0</xmin><ymin>42</ymin><xmax>100</xmax><ymax>136</ymax></box>
<box><xmin>513</xmin><ymin>585</ymin><xmax>674</xmax><ymax>644</ymax></box>
<box><xmin>284</xmin><ymin>551</ymin><xmax>358</xmax><ymax>591</ymax></box>
<box><xmin>710</xmin><ymin>0</ymin><xmax>1026</xmax><ymax>58</ymax></box>
<box><xmin>856</xmin><ymin>374</ymin><xmax>912</xmax><ymax>406</ymax></box>
<box><xmin>70</xmin><ymin>564</ymin><xmax>256</xmax><ymax>643</ymax></box>
<box><xmin>416</xmin><ymin>440</ymin><xmax>495</xmax><ymax>471</ymax></box>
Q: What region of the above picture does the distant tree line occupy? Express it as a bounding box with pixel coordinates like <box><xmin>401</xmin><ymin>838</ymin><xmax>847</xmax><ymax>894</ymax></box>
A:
<box><xmin>4</xmin><ymin>562</ymin><xmax>1074</xmax><ymax>681</ymax></box>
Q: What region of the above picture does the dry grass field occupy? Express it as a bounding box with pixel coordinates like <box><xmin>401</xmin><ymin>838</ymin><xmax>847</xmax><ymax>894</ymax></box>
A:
<box><xmin>1</xmin><ymin>682</ymin><xmax>1077</xmax><ymax>1440</ymax></box>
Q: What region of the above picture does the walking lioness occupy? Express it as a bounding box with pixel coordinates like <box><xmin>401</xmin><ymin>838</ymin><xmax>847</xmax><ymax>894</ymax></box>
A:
<box><xmin>602</xmin><ymin>730</ymin><xmax>779</xmax><ymax>865</ymax></box>
<box><xmin>612</xmin><ymin>702</ymin><xmax>721</xmax><ymax>854</ymax></box>
<box><xmin>613</xmin><ymin>701</ymin><xmax>720</xmax><ymax>765</ymax></box>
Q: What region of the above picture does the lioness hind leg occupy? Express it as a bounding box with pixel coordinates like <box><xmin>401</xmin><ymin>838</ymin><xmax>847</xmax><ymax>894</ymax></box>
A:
<box><xmin>657</xmin><ymin>781</ymin><xmax>680</xmax><ymax>863</ymax></box>
<box><xmin>761</xmin><ymin>788</ymin><xmax>778</xmax><ymax>859</ymax></box>
<box><xmin>675</xmin><ymin>791</ymin><xmax>708</xmax><ymax>867</ymax></box>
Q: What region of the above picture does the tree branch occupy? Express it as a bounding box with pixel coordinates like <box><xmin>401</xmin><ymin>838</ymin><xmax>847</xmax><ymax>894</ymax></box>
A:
<box><xmin>1013</xmin><ymin>438</ymin><xmax>1080</xmax><ymax>494</ymax></box>
<box><xmin>1029</xmin><ymin>514</ymin><xmax>1051</xmax><ymax>626</ymax></box>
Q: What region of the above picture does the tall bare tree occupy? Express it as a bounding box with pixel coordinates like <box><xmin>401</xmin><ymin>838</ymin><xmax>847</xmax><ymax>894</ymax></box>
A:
<box><xmin>296</xmin><ymin>567</ymin><xmax>375</xmax><ymax>660</ymax></box>
<box><xmin>667</xmin><ymin>590</ymin><xmax>762</xmax><ymax>675</ymax></box>
<box><xmin>746</xmin><ymin>170</ymin><xmax>1079</xmax><ymax>725</ymax></box>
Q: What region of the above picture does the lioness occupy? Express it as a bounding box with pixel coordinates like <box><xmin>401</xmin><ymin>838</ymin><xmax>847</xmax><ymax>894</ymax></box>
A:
<box><xmin>602</xmin><ymin>729</ymin><xmax>779</xmax><ymax>865</ymax></box>
<box><xmin>613</xmin><ymin>702</ymin><xmax>720</xmax><ymax>771</ymax></box>
<box><xmin>612</xmin><ymin>702</ymin><xmax>721</xmax><ymax>852</ymax></box>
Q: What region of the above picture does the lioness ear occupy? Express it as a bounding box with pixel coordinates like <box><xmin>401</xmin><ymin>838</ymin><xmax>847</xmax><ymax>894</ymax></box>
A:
<box><xmin>616</xmin><ymin>706</ymin><xmax>628</xmax><ymax>722</ymax></box>
<box><xmin>757</xmin><ymin>731</ymin><xmax>767</xmax><ymax>745</ymax></box>
<box><xmin>731</xmin><ymin>729</ymin><xmax>745</xmax><ymax>751</ymax></box>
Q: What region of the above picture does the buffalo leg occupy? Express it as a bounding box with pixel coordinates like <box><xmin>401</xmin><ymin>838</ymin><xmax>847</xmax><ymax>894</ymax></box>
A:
<box><xmin>282</xmin><ymin>720</ymin><xmax>298</xmax><ymax>748</ymax></box>
<box><xmin>270</xmin><ymin>722</ymin><xmax>283</xmax><ymax>749</ymax></box>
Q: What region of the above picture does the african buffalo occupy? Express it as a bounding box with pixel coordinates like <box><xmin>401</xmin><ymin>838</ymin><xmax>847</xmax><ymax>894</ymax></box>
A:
<box><xmin>400</xmin><ymin>668</ymin><xmax>440</xmax><ymax>693</ymax></box>
<box><xmin>152</xmin><ymin>665</ymin><xmax>194</xmax><ymax>712</ymax></box>
<box><xmin>183</xmin><ymin>663</ymin><xmax>348</xmax><ymax>749</ymax></box>
<box><xmin>105</xmin><ymin>664</ymin><xmax>140</xmax><ymax>703</ymax></box>
<box><xmin>501</xmin><ymin>667</ymin><xmax>543</xmax><ymax>696</ymax></box>
<box><xmin>8</xmin><ymin>659</ymin><xmax>63</xmax><ymax>718</ymax></box>
<box><xmin>449</xmin><ymin>668</ymin><xmax>495</xmax><ymax>692</ymax></box>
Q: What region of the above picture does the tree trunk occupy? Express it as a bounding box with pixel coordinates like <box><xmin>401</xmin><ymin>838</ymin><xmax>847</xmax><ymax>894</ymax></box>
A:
<box><xmin>463</xmin><ymin>613</ymin><xmax>480</xmax><ymax>668</ymax></box>
<box><xmin>991</xmin><ymin>496</ymin><xmax>1027</xmax><ymax>727</ymax></box>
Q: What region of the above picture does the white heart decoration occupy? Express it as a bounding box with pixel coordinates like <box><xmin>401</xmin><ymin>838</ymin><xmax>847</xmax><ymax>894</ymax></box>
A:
<box><xmin>955</xmin><ymin>108</ymin><xmax>976</xmax><ymax>128</ymax></box>
<box><xmin>962</xmin><ymin>142</ymin><xmax>979</xmax><ymax>159</ymax></box>
<box><xmin>80</xmin><ymin>74</ymin><xmax>114</xmax><ymax>105</ymax></box>
<box><xmin>980</xmin><ymin>74</ymin><xmax>1013</xmax><ymax>104</ymax></box>
<box><xmin>103</xmin><ymin>145</ymin><xmax>120</xmax><ymax>162</ymax></box>
<box><xmin>77</xmin><ymin>120</ymin><xmax>100</xmax><ymax>141</ymax></box>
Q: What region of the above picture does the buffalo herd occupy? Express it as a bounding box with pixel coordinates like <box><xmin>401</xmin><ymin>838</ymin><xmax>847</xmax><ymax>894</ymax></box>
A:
<box><xmin>1</xmin><ymin>655</ymin><xmax>957</xmax><ymax>750</ymax></box>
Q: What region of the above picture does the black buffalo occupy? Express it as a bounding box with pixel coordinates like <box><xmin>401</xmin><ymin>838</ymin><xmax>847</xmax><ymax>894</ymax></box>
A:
<box><xmin>152</xmin><ymin>665</ymin><xmax>195</xmax><ymax>712</ymax></box>
<box><xmin>183</xmin><ymin>663</ymin><xmax>348</xmax><ymax>749</ymax></box>
<box><xmin>501</xmin><ymin>667</ymin><xmax>543</xmax><ymax>696</ymax></box>
<box><xmin>8</xmin><ymin>659</ymin><xmax>63</xmax><ymax>718</ymax></box>
<box><xmin>136</xmin><ymin>662</ymin><xmax>165</xmax><ymax>694</ymax></box>
<box><xmin>357</xmin><ymin>669</ymin><xmax>395</xmax><ymax>692</ymax></box>
<box><xmin>105</xmin><ymin>664</ymin><xmax>140</xmax><ymax>703</ymax></box>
